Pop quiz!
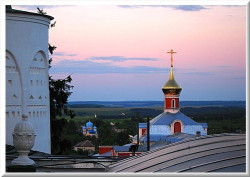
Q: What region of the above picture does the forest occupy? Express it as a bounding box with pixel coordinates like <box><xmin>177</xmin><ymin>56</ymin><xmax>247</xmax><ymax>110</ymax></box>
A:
<box><xmin>54</xmin><ymin>105</ymin><xmax>246</xmax><ymax>155</ymax></box>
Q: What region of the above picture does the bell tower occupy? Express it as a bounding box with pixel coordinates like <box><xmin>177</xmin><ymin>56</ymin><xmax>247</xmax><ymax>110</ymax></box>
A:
<box><xmin>162</xmin><ymin>49</ymin><xmax>182</xmax><ymax>113</ymax></box>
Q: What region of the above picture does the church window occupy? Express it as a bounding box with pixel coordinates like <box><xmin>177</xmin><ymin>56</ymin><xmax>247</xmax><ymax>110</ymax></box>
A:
<box><xmin>8</xmin><ymin>80</ymin><xmax>12</xmax><ymax>86</ymax></box>
<box><xmin>12</xmin><ymin>111</ymin><xmax>15</xmax><ymax>118</ymax></box>
<box><xmin>37</xmin><ymin>111</ymin><xmax>39</xmax><ymax>117</ymax></box>
<box><xmin>172</xmin><ymin>99</ymin><xmax>175</xmax><ymax>108</ymax></box>
<box><xmin>6</xmin><ymin>112</ymin><xmax>9</xmax><ymax>118</ymax></box>
<box><xmin>33</xmin><ymin>58</ymin><xmax>37</xmax><ymax>61</ymax></box>
<box><xmin>33</xmin><ymin>111</ymin><xmax>35</xmax><ymax>118</ymax></box>
<box><xmin>29</xmin><ymin>95</ymin><xmax>34</xmax><ymax>99</ymax></box>
<box><xmin>29</xmin><ymin>112</ymin><xmax>31</xmax><ymax>117</ymax></box>
<box><xmin>13</xmin><ymin>94</ymin><xmax>17</xmax><ymax>99</ymax></box>
<box><xmin>36</xmin><ymin>80</ymin><xmax>38</xmax><ymax>86</ymax></box>
<box><xmin>17</xmin><ymin>111</ymin><xmax>20</xmax><ymax>117</ymax></box>
<box><xmin>41</xmin><ymin>80</ymin><xmax>43</xmax><ymax>86</ymax></box>
<box><xmin>30</xmin><ymin>80</ymin><xmax>33</xmax><ymax>86</ymax></box>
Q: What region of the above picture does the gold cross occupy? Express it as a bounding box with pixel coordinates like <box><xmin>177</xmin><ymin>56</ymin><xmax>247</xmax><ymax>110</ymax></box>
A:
<box><xmin>167</xmin><ymin>49</ymin><xmax>177</xmax><ymax>67</ymax></box>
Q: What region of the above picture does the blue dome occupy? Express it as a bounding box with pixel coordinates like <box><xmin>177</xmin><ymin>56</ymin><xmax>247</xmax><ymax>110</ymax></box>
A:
<box><xmin>93</xmin><ymin>126</ymin><xmax>97</xmax><ymax>129</ymax></box>
<box><xmin>89</xmin><ymin>129</ymin><xmax>95</xmax><ymax>134</ymax></box>
<box><xmin>82</xmin><ymin>126</ymin><xmax>86</xmax><ymax>129</ymax></box>
<box><xmin>86</xmin><ymin>121</ymin><xmax>93</xmax><ymax>127</ymax></box>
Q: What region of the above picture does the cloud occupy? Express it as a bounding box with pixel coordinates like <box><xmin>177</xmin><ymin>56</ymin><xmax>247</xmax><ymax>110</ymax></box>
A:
<box><xmin>173</xmin><ymin>5</ymin><xmax>207</xmax><ymax>11</ymax></box>
<box><xmin>53</xmin><ymin>52</ymin><xmax>78</xmax><ymax>57</ymax></box>
<box><xmin>182</xmin><ymin>72</ymin><xmax>213</xmax><ymax>76</ymax></box>
<box><xmin>49</xmin><ymin>59</ymin><xmax>168</xmax><ymax>74</ymax></box>
<box><xmin>118</xmin><ymin>5</ymin><xmax>207</xmax><ymax>11</ymax></box>
<box><xmin>87</xmin><ymin>56</ymin><xmax>159</xmax><ymax>62</ymax></box>
<box><xmin>232</xmin><ymin>76</ymin><xmax>245</xmax><ymax>80</ymax></box>
<box><xmin>216</xmin><ymin>65</ymin><xmax>232</xmax><ymax>68</ymax></box>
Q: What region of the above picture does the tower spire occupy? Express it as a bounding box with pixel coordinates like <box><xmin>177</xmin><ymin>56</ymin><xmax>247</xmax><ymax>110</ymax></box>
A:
<box><xmin>162</xmin><ymin>49</ymin><xmax>182</xmax><ymax>113</ymax></box>
<box><xmin>167</xmin><ymin>49</ymin><xmax>177</xmax><ymax>67</ymax></box>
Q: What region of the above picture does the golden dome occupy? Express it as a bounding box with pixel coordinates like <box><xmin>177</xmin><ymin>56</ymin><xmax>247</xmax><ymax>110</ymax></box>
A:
<box><xmin>162</xmin><ymin>66</ymin><xmax>182</xmax><ymax>95</ymax></box>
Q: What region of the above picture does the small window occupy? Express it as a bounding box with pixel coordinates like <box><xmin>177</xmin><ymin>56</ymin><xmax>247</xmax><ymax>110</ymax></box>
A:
<box><xmin>12</xmin><ymin>111</ymin><xmax>15</xmax><ymax>118</ymax></box>
<box><xmin>172</xmin><ymin>99</ymin><xmax>175</xmax><ymax>108</ymax></box>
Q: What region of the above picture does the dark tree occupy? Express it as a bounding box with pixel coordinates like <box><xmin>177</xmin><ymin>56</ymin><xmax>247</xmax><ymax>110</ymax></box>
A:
<box><xmin>48</xmin><ymin>46</ymin><xmax>75</xmax><ymax>155</ymax></box>
<box><xmin>49</xmin><ymin>58</ymin><xmax>76</xmax><ymax>154</ymax></box>
<box><xmin>49</xmin><ymin>73</ymin><xmax>74</xmax><ymax>119</ymax></box>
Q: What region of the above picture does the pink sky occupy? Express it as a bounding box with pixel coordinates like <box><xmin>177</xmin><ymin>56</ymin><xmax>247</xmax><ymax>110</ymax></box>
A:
<box><xmin>14</xmin><ymin>5</ymin><xmax>246</xmax><ymax>101</ymax></box>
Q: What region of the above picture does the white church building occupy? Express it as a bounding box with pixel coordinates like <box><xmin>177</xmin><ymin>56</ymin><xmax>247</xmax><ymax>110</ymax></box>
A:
<box><xmin>6</xmin><ymin>6</ymin><xmax>53</xmax><ymax>153</ymax></box>
<box><xmin>137</xmin><ymin>50</ymin><xmax>207</xmax><ymax>144</ymax></box>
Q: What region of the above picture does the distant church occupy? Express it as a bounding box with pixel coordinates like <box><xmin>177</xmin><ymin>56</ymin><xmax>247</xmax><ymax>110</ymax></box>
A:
<box><xmin>82</xmin><ymin>121</ymin><xmax>98</xmax><ymax>138</ymax></box>
<box><xmin>137</xmin><ymin>50</ymin><xmax>207</xmax><ymax>143</ymax></box>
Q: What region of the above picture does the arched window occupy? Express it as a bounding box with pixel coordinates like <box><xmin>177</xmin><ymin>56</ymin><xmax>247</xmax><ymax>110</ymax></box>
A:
<box><xmin>172</xmin><ymin>99</ymin><xmax>175</xmax><ymax>108</ymax></box>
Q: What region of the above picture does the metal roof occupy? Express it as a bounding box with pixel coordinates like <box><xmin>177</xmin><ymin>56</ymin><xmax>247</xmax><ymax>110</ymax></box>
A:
<box><xmin>113</xmin><ymin>145</ymin><xmax>147</xmax><ymax>152</ymax></box>
<box><xmin>6</xmin><ymin>5</ymin><xmax>54</xmax><ymax>20</ymax></box>
<box><xmin>139</xmin><ymin>123</ymin><xmax>147</xmax><ymax>128</ymax></box>
<box><xmin>151</xmin><ymin>111</ymin><xmax>199</xmax><ymax>125</ymax></box>
<box><xmin>74</xmin><ymin>140</ymin><xmax>95</xmax><ymax>148</ymax></box>
<box><xmin>108</xmin><ymin>133</ymin><xmax>246</xmax><ymax>173</ymax></box>
<box><xmin>199</xmin><ymin>123</ymin><xmax>208</xmax><ymax>128</ymax></box>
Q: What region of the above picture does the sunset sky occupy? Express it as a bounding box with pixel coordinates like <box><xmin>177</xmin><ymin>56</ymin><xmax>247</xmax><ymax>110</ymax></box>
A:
<box><xmin>14</xmin><ymin>5</ymin><xmax>246</xmax><ymax>101</ymax></box>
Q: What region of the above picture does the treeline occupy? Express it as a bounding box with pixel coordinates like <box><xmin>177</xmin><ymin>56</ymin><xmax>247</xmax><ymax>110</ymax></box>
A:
<box><xmin>68</xmin><ymin>104</ymin><xmax>106</xmax><ymax>108</ymax></box>
<box><xmin>181</xmin><ymin>107</ymin><xmax>246</xmax><ymax>134</ymax></box>
<box><xmin>67</xmin><ymin>101</ymin><xmax>246</xmax><ymax>108</ymax></box>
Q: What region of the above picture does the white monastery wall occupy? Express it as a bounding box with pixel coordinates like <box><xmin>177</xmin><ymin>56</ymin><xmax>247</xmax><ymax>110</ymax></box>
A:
<box><xmin>150</xmin><ymin>125</ymin><xmax>171</xmax><ymax>135</ymax></box>
<box><xmin>6</xmin><ymin>13</ymin><xmax>52</xmax><ymax>153</ymax></box>
<box><xmin>150</xmin><ymin>124</ymin><xmax>207</xmax><ymax>136</ymax></box>
<box><xmin>183</xmin><ymin>125</ymin><xmax>207</xmax><ymax>135</ymax></box>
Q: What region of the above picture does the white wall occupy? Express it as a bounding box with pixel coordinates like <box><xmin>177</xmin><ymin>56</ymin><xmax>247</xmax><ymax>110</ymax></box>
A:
<box><xmin>6</xmin><ymin>12</ymin><xmax>52</xmax><ymax>153</ymax></box>
<box><xmin>184</xmin><ymin>125</ymin><xmax>207</xmax><ymax>136</ymax></box>
<box><xmin>150</xmin><ymin>125</ymin><xmax>171</xmax><ymax>135</ymax></box>
<box><xmin>150</xmin><ymin>123</ymin><xmax>207</xmax><ymax>136</ymax></box>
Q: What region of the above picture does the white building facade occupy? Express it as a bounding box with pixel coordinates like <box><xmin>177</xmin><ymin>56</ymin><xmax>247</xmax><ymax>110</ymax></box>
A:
<box><xmin>6</xmin><ymin>7</ymin><xmax>53</xmax><ymax>153</ymax></box>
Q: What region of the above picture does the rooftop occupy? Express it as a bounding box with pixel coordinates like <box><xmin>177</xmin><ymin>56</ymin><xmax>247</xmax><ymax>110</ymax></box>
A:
<box><xmin>74</xmin><ymin>140</ymin><xmax>95</xmax><ymax>148</ymax></box>
<box><xmin>151</xmin><ymin>111</ymin><xmax>199</xmax><ymax>125</ymax></box>
<box><xmin>6</xmin><ymin>5</ymin><xmax>54</xmax><ymax>20</ymax></box>
<box><xmin>108</xmin><ymin>133</ymin><xmax>246</xmax><ymax>173</ymax></box>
